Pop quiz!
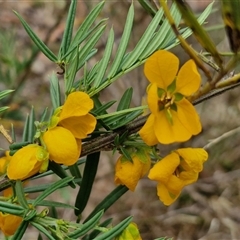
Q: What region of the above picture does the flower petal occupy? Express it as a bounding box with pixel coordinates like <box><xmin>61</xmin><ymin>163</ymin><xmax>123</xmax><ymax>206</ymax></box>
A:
<box><xmin>43</xmin><ymin>127</ymin><xmax>80</xmax><ymax>166</ymax></box>
<box><xmin>7</xmin><ymin>144</ymin><xmax>43</xmax><ymax>180</ymax></box>
<box><xmin>0</xmin><ymin>212</ymin><xmax>22</xmax><ymax>236</ymax></box>
<box><xmin>176</xmin><ymin>60</ymin><xmax>201</xmax><ymax>96</ymax></box>
<box><xmin>144</xmin><ymin>50</ymin><xmax>179</xmax><ymax>89</ymax></box>
<box><xmin>147</xmin><ymin>83</ymin><xmax>160</xmax><ymax>114</ymax></box>
<box><xmin>176</xmin><ymin>98</ymin><xmax>202</xmax><ymax>135</ymax></box>
<box><xmin>176</xmin><ymin>148</ymin><xmax>208</xmax><ymax>172</ymax></box>
<box><xmin>139</xmin><ymin>114</ymin><xmax>159</xmax><ymax>146</ymax></box>
<box><xmin>156</xmin><ymin>182</ymin><xmax>181</xmax><ymax>206</ymax></box>
<box><xmin>115</xmin><ymin>155</ymin><xmax>150</xmax><ymax>191</ymax></box>
<box><xmin>59</xmin><ymin>113</ymin><xmax>96</xmax><ymax>139</ymax></box>
<box><xmin>148</xmin><ymin>152</ymin><xmax>180</xmax><ymax>184</ymax></box>
<box><xmin>59</xmin><ymin>91</ymin><xmax>94</xmax><ymax>121</ymax></box>
<box><xmin>179</xmin><ymin>170</ymin><xmax>199</xmax><ymax>185</ymax></box>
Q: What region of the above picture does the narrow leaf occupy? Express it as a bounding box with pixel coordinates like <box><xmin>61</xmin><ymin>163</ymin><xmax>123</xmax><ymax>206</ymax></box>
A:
<box><xmin>32</xmin><ymin>176</ymin><xmax>74</xmax><ymax>206</ymax></box>
<box><xmin>107</xmin><ymin>4</ymin><xmax>134</xmax><ymax>78</ymax></box>
<box><xmin>92</xmin><ymin>28</ymin><xmax>115</xmax><ymax>88</ymax></box>
<box><xmin>68</xmin><ymin>211</ymin><xmax>104</xmax><ymax>238</ymax></box>
<box><xmin>75</xmin><ymin>152</ymin><xmax>100</xmax><ymax>216</ymax></box>
<box><xmin>58</xmin><ymin>0</ymin><xmax>77</xmax><ymax>58</ymax></box>
<box><xmin>31</xmin><ymin>222</ymin><xmax>55</xmax><ymax>240</ymax></box>
<box><xmin>121</xmin><ymin>9</ymin><xmax>163</xmax><ymax>70</ymax></box>
<box><xmin>11</xmin><ymin>221</ymin><xmax>29</xmax><ymax>240</ymax></box>
<box><xmin>84</xmin><ymin>185</ymin><xmax>128</xmax><ymax>223</ymax></box>
<box><xmin>13</xmin><ymin>11</ymin><xmax>57</xmax><ymax>62</ymax></box>
<box><xmin>94</xmin><ymin>216</ymin><xmax>133</xmax><ymax>240</ymax></box>
<box><xmin>117</xmin><ymin>88</ymin><xmax>133</xmax><ymax>111</ymax></box>
<box><xmin>70</xmin><ymin>1</ymin><xmax>105</xmax><ymax>51</ymax></box>
<box><xmin>50</xmin><ymin>73</ymin><xmax>61</xmax><ymax>109</ymax></box>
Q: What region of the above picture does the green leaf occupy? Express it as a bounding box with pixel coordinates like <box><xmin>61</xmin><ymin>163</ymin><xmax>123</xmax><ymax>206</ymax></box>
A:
<box><xmin>0</xmin><ymin>89</ymin><xmax>14</xmax><ymax>100</ymax></box>
<box><xmin>28</xmin><ymin>199</ymin><xmax>76</xmax><ymax>209</ymax></box>
<box><xmin>50</xmin><ymin>73</ymin><xmax>61</xmax><ymax>109</ymax></box>
<box><xmin>31</xmin><ymin>222</ymin><xmax>56</xmax><ymax>240</ymax></box>
<box><xmin>48</xmin><ymin>160</ymin><xmax>76</xmax><ymax>188</ymax></box>
<box><xmin>40</xmin><ymin>107</ymin><xmax>49</xmax><ymax>122</ymax></box>
<box><xmin>68</xmin><ymin>163</ymin><xmax>82</xmax><ymax>185</ymax></box>
<box><xmin>76</xmin><ymin>25</ymin><xmax>106</xmax><ymax>71</ymax></box>
<box><xmin>85</xmin><ymin>218</ymin><xmax>113</xmax><ymax>240</ymax></box>
<box><xmin>75</xmin><ymin>152</ymin><xmax>100</xmax><ymax>216</ymax></box>
<box><xmin>32</xmin><ymin>176</ymin><xmax>74</xmax><ymax>206</ymax></box>
<box><xmin>140</xmin><ymin>3</ymin><xmax>180</xmax><ymax>57</ymax></box>
<box><xmin>104</xmin><ymin>110</ymin><xmax>143</xmax><ymax>130</ymax></box>
<box><xmin>15</xmin><ymin>180</ymin><xmax>29</xmax><ymax>209</ymax></box>
<box><xmin>117</xmin><ymin>88</ymin><xmax>133</xmax><ymax>111</ymax></box>
<box><xmin>138</xmin><ymin>0</ymin><xmax>157</xmax><ymax>17</ymax></box>
<box><xmin>11</xmin><ymin>221</ymin><xmax>29</xmax><ymax>240</ymax></box>
<box><xmin>65</xmin><ymin>47</ymin><xmax>79</xmax><ymax>95</ymax></box>
<box><xmin>84</xmin><ymin>185</ymin><xmax>128</xmax><ymax>223</ymax></box>
<box><xmin>13</xmin><ymin>11</ymin><xmax>57</xmax><ymax>62</ymax></box>
<box><xmin>0</xmin><ymin>201</ymin><xmax>25</xmax><ymax>216</ymax></box>
<box><xmin>107</xmin><ymin>4</ymin><xmax>134</xmax><ymax>78</ymax></box>
<box><xmin>94</xmin><ymin>216</ymin><xmax>133</xmax><ymax>240</ymax></box>
<box><xmin>58</xmin><ymin>0</ymin><xmax>77</xmax><ymax>58</ymax></box>
<box><xmin>92</xmin><ymin>28</ymin><xmax>115</xmax><ymax>88</ymax></box>
<box><xmin>28</xmin><ymin>106</ymin><xmax>36</xmax><ymax>142</ymax></box>
<box><xmin>0</xmin><ymin>106</ymin><xmax>9</xmax><ymax>114</ymax></box>
<box><xmin>121</xmin><ymin>9</ymin><xmax>163</xmax><ymax>70</ymax></box>
<box><xmin>22</xmin><ymin>114</ymin><xmax>30</xmax><ymax>142</ymax></box>
<box><xmin>67</xmin><ymin>1</ymin><xmax>105</xmax><ymax>58</ymax></box>
<box><xmin>68</xmin><ymin>210</ymin><xmax>104</xmax><ymax>238</ymax></box>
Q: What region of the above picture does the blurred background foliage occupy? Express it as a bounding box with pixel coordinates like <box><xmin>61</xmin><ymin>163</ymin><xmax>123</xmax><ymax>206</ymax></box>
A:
<box><xmin>1</xmin><ymin>1</ymin><xmax>240</xmax><ymax>239</ymax></box>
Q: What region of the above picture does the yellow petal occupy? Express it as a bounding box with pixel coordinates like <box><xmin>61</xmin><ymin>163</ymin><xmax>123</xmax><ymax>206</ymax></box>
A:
<box><xmin>176</xmin><ymin>60</ymin><xmax>201</xmax><ymax>96</ymax></box>
<box><xmin>0</xmin><ymin>212</ymin><xmax>22</xmax><ymax>236</ymax></box>
<box><xmin>139</xmin><ymin>114</ymin><xmax>158</xmax><ymax>146</ymax></box>
<box><xmin>147</xmin><ymin>83</ymin><xmax>160</xmax><ymax>114</ymax></box>
<box><xmin>43</xmin><ymin>127</ymin><xmax>80</xmax><ymax>166</ymax></box>
<box><xmin>148</xmin><ymin>152</ymin><xmax>180</xmax><ymax>184</ymax></box>
<box><xmin>116</xmin><ymin>222</ymin><xmax>142</xmax><ymax>240</ymax></box>
<box><xmin>156</xmin><ymin>182</ymin><xmax>181</xmax><ymax>206</ymax></box>
<box><xmin>176</xmin><ymin>98</ymin><xmax>202</xmax><ymax>135</ymax></box>
<box><xmin>7</xmin><ymin>144</ymin><xmax>44</xmax><ymax>180</ymax></box>
<box><xmin>154</xmin><ymin>99</ymin><xmax>202</xmax><ymax>144</ymax></box>
<box><xmin>144</xmin><ymin>50</ymin><xmax>179</xmax><ymax>89</ymax></box>
<box><xmin>59</xmin><ymin>91</ymin><xmax>94</xmax><ymax>121</ymax></box>
<box><xmin>59</xmin><ymin>113</ymin><xmax>96</xmax><ymax>139</ymax></box>
<box><xmin>176</xmin><ymin>148</ymin><xmax>208</xmax><ymax>172</ymax></box>
<box><xmin>0</xmin><ymin>151</ymin><xmax>11</xmax><ymax>175</ymax></box>
<box><xmin>114</xmin><ymin>155</ymin><xmax>150</xmax><ymax>191</ymax></box>
<box><xmin>166</xmin><ymin>175</ymin><xmax>184</xmax><ymax>195</ymax></box>
<box><xmin>179</xmin><ymin>170</ymin><xmax>199</xmax><ymax>185</ymax></box>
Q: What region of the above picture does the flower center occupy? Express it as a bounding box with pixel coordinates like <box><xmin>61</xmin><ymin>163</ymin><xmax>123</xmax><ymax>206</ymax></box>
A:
<box><xmin>158</xmin><ymin>92</ymin><xmax>175</xmax><ymax>111</ymax></box>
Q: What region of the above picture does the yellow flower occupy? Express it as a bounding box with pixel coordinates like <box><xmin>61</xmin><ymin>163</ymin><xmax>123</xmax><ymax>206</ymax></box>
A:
<box><xmin>0</xmin><ymin>151</ymin><xmax>11</xmax><ymax>175</ymax></box>
<box><xmin>148</xmin><ymin>148</ymin><xmax>208</xmax><ymax>206</ymax></box>
<box><xmin>42</xmin><ymin>91</ymin><xmax>96</xmax><ymax>166</ymax></box>
<box><xmin>7</xmin><ymin>144</ymin><xmax>49</xmax><ymax>180</ymax></box>
<box><xmin>0</xmin><ymin>188</ymin><xmax>22</xmax><ymax>236</ymax></box>
<box><xmin>0</xmin><ymin>212</ymin><xmax>22</xmax><ymax>236</ymax></box>
<box><xmin>115</xmin><ymin>151</ymin><xmax>151</xmax><ymax>191</ymax></box>
<box><xmin>115</xmin><ymin>222</ymin><xmax>142</xmax><ymax>240</ymax></box>
<box><xmin>139</xmin><ymin>50</ymin><xmax>202</xmax><ymax>145</ymax></box>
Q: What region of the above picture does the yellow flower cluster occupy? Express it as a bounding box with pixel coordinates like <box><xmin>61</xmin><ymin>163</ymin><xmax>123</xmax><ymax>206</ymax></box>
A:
<box><xmin>114</xmin><ymin>50</ymin><xmax>208</xmax><ymax>206</ymax></box>
<box><xmin>7</xmin><ymin>91</ymin><xmax>96</xmax><ymax>180</ymax></box>
<box><xmin>0</xmin><ymin>153</ymin><xmax>22</xmax><ymax>236</ymax></box>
